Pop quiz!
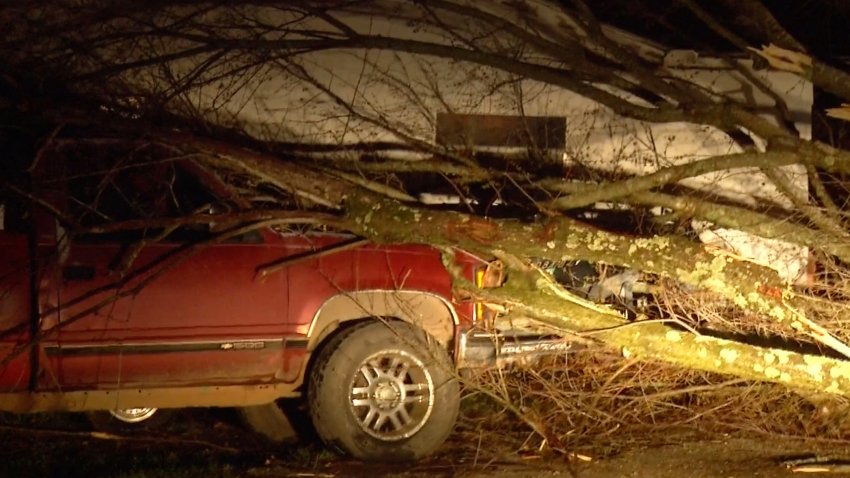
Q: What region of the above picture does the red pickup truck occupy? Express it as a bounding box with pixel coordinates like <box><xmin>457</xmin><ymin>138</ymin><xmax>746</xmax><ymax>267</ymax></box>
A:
<box><xmin>0</xmin><ymin>159</ymin><xmax>568</xmax><ymax>461</ymax></box>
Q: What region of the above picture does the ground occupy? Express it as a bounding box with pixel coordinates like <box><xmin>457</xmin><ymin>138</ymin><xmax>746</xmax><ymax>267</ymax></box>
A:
<box><xmin>3</xmin><ymin>408</ymin><xmax>850</xmax><ymax>478</ymax></box>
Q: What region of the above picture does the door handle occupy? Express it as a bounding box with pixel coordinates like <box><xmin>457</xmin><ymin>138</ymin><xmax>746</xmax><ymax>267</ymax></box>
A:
<box><xmin>62</xmin><ymin>265</ymin><xmax>95</xmax><ymax>281</ymax></box>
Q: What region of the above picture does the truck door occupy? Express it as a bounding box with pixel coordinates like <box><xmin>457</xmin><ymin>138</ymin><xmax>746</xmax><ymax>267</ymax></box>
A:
<box><xmin>0</xmin><ymin>199</ymin><xmax>33</xmax><ymax>392</ymax></box>
<box><xmin>44</xmin><ymin>160</ymin><xmax>296</xmax><ymax>389</ymax></box>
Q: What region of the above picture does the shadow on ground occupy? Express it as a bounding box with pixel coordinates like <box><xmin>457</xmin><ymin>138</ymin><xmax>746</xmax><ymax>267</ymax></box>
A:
<box><xmin>2</xmin><ymin>409</ymin><xmax>850</xmax><ymax>478</ymax></box>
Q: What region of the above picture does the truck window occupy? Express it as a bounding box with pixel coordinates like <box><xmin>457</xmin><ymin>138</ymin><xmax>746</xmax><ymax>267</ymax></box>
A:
<box><xmin>0</xmin><ymin>192</ymin><xmax>28</xmax><ymax>235</ymax></box>
<box><xmin>60</xmin><ymin>158</ymin><xmax>259</xmax><ymax>243</ymax></box>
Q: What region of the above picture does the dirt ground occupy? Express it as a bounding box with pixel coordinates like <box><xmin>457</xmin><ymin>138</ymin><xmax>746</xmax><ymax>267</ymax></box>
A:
<box><xmin>3</xmin><ymin>410</ymin><xmax>850</xmax><ymax>478</ymax></box>
<box><xmin>265</xmin><ymin>436</ymin><xmax>850</xmax><ymax>478</ymax></box>
<box><xmin>573</xmin><ymin>437</ymin><xmax>850</xmax><ymax>478</ymax></box>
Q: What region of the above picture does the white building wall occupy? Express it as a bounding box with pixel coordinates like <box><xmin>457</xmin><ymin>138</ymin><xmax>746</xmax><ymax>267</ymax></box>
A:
<box><xmin>188</xmin><ymin>10</ymin><xmax>813</xmax><ymax>282</ymax></box>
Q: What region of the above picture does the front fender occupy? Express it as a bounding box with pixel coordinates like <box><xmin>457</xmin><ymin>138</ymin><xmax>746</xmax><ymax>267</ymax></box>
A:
<box><xmin>306</xmin><ymin>290</ymin><xmax>458</xmax><ymax>350</ymax></box>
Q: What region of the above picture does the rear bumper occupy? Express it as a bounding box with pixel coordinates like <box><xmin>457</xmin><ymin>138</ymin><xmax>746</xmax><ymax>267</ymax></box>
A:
<box><xmin>456</xmin><ymin>329</ymin><xmax>583</xmax><ymax>369</ymax></box>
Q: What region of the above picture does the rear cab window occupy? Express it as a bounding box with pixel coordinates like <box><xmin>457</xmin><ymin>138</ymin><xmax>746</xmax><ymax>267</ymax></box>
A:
<box><xmin>38</xmin><ymin>148</ymin><xmax>261</xmax><ymax>244</ymax></box>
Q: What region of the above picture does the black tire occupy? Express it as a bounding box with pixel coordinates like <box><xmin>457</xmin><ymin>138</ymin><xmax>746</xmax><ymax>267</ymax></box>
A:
<box><xmin>87</xmin><ymin>407</ymin><xmax>171</xmax><ymax>433</ymax></box>
<box><xmin>308</xmin><ymin>321</ymin><xmax>459</xmax><ymax>462</ymax></box>
<box><xmin>238</xmin><ymin>403</ymin><xmax>298</xmax><ymax>443</ymax></box>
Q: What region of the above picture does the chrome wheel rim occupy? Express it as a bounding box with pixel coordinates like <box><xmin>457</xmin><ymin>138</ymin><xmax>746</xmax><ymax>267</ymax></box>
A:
<box><xmin>109</xmin><ymin>407</ymin><xmax>158</xmax><ymax>423</ymax></box>
<box><xmin>349</xmin><ymin>350</ymin><xmax>435</xmax><ymax>441</ymax></box>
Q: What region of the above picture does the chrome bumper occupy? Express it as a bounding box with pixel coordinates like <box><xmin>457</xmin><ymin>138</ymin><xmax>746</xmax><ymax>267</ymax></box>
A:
<box><xmin>456</xmin><ymin>330</ymin><xmax>583</xmax><ymax>369</ymax></box>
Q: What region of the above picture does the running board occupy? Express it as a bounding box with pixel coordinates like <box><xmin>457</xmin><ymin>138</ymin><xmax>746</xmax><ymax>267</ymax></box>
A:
<box><xmin>0</xmin><ymin>382</ymin><xmax>300</xmax><ymax>413</ymax></box>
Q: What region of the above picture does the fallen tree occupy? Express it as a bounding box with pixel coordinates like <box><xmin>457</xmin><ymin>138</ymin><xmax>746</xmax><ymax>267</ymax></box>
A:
<box><xmin>172</xmin><ymin>135</ymin><xmax>850</xmax><ymax>398</ymax></box>
<box><xmin>5</xmin><ymin>0</ymin><xmax>850</xmax><ymax>403</ymax></box>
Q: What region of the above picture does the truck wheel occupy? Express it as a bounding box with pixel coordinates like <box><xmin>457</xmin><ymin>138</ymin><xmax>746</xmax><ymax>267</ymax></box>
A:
<box><xmin>87</xmin><ymin>407</ymin><xmax>170</xmax><ymax>433</ymax></box>
<box><xmin>309</xmin><ymin>321</ymin><xmax>459</xmax><ymax>462</ymax></box>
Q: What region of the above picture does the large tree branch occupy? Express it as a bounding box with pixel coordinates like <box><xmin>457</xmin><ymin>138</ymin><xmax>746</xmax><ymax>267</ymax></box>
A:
<box><xmin>99</xmin><ymin>30</ymin><xmax>691</xmax><ymax>124</ymax></box>
<box><xmin>543</xmin><ymin>151</ymin><xmax>800</xmax><ymax>211</ymax></box>
<box><xmin>629</xmin><ymin>191</ymin><xmax>850</xmax><ymax>262</ymax></box>
<box><xmin>338</xmin><ymin>193</ymin><xmax>850</xmax><ymax>392</ymax></box>
<box><xmin>342</xmin><ymin>193</ymin><xmax>788</xmax><ymax>305</ymax></box>
<box><xmin>490</xmin><ymin>266</ymin><xmax>850</xmax><ymax>398</ymax></box>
